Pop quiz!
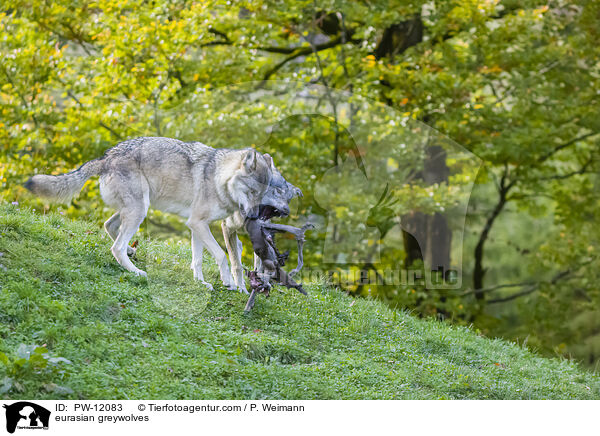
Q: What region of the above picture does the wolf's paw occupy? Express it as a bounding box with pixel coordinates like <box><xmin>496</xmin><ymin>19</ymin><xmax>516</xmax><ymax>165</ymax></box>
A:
<box><xmin>225</xmin><ymin>283</ymin><xmax>245</xmax><ymax>293</ymax></box>
<box><xmin>134</xmin><ymin>269</ymin><xmax>147</xmax><ymax>278</ymax></box>
<box><xmin>220</xmin><ymin>274</ymin><xmax>237</xmax><ymax>291</ymax></box>
<box><xmin>200</xmin><ymin>281</ymin><xmax>214</xmax><ymax>291</ymax></box>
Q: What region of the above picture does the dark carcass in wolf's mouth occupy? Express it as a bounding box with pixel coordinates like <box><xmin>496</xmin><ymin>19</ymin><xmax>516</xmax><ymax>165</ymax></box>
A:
<box><xmin>243</xmin><ymin>169</ymin><xmax>312</xmax><ymax>312</ymax></box>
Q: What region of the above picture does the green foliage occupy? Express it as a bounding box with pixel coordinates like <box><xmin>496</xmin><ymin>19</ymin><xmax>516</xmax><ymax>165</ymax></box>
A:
<box><xmin>0</xmin><ymin>204</ymin><xmax>599</xmax><ymax>399</ymax></box>
<box><xmin>0</xmin><ymin>344</ymin><xmax>72</xmax><ymax>395</ymax></box>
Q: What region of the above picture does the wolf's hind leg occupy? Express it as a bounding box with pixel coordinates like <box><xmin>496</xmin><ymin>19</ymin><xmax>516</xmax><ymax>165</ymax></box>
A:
<box><xmin>111</xmin><ymin>208</ymin><xmax>147</xmax><ymax>277</ymax></box>
<box><xmin>104</xmin><ymin>213</ymin><xmax>135</xmax><ymax>256</ymax></box>
<box><xmin>104</xmin><ymin>213</ymin><xmax>120</xmax><ymax>239</ymax></box>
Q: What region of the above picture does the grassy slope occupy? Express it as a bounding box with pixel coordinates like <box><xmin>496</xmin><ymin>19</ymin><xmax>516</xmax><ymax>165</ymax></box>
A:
<box><xmin>0</xmin><ymin>203</ymin><xmax>598</xmax><ymax>400</ymax></box>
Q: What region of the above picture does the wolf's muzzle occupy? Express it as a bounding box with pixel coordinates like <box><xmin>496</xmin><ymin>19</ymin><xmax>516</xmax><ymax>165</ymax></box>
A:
<box><xmin>258</xmin><ymin>204</ymin><xmax>289</xmax><ymax>220</ymax></box>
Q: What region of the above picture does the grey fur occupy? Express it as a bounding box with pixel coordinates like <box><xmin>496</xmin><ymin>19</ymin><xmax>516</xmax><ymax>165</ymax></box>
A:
<box><xmin>25</xmin><ymin>137</ymin><xmax>273</xmax><ymax>290</ymax></box>
<box><xmin>24</xmin><ymin>159</ymin><xmax>103</xmax><ymax>203</ymax></box>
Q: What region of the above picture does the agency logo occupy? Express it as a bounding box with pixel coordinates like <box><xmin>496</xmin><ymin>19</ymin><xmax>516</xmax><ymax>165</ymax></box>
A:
<box><xmin>2</xmin><ymin>402</ymin><xmax>50</xmax><ymax>434</ymax></box>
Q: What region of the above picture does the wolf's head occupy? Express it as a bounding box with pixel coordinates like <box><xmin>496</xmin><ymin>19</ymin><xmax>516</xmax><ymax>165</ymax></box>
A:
<box><xmin>229</xmin><ymin>149</ymin><xmax>273</xmax><ymax>218</ymax></box>
<box><xmin>257</xmin><ymin>162</ymin><xmax>303</xmax><ymax>220</ymax></box>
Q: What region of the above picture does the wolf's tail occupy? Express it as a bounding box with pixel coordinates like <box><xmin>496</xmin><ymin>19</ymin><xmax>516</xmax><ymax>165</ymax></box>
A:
<box><xmin>24</xmin><ymin>158</ymin><xmax>104</xmax><ymax>203</ymax></box>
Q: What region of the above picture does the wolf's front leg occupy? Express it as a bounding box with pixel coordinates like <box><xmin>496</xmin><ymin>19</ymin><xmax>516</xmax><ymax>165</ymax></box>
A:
<box><xmin>222</xmin><ymin>222</ymin><xmax>248</xmax><ymax>294</ymax></box>
<box><xmin>253</xmin><ymin>253</ymin><xmax>262</xmax><ymax>272</ymax></box>
<box><xmin>187</xmin><ymin>218</ymin><xmax>236</xmax><ymax>291</ymax></box>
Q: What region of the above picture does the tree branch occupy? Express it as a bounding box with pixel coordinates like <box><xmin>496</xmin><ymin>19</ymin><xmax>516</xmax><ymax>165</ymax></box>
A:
<box><xmin>33</xmin><ymin>19</ymin><xmax>99</xmax><ymax>56</ymax></box>
<box><xmin>487</xmin><ymin>284</ymin><xmax>539</xmax><ymax>304</ymax></box>
<box><xmin>261</xmin><ymin>35</ymin><xmax>348</xmax><ymax>82</ymax></box>
<box><xmin>472</xmin><ymin>164</ymin><xmax>515</xmax><ymax>299</ymax></box>
<box><xmin>486</xmin><ymin>259</ymin><xmax>594</xmax><ymax>304</ymax></box>
<box><xmin>534</xmin><ymin>156</ymin><xmax>595</xmax><ymax>181</ymax></box>
<box><xmin>257</xmin><ymin>45</ymin><xmax>300</xmax><ymax>54</ymax></box>
<box><xmin>487</xmin><ymin>268</ymin><xmax>575</xmax><ymax>304</ymax></box>
<box><xmin>461</xmin><ymin>280</ymin><xmax>537</xmax><ymax>296</ymax></box>
<box><xmin>537</xmin><ymin>132</ymin><xmax>599</xmax><ymax>163</ymax></box>
<box><xmin>198</xmin><ymin>28</ymin><xmax>233</xmax><ymax>48</ymax></box>
<box><xmin>208</xmin><ymin>28</ymin><xmax>230</xmax><ymax>42</ymax></box>
<box><xmin>199</xmin><ymin>40</ymin><xmax>233</xmax><ymax>48</ymax></box>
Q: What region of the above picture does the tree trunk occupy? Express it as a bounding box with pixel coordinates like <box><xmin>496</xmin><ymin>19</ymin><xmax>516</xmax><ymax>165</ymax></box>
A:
<box><xmin>375</xmin><ymin>16</ymin><xmax>423</xmax><ymax>60</ymax></box>
<box><xmin>403</xmin><ymin>145</ymin><xmax>451</xmax><ymax>277</ymax></box>
<box><xmin>473</xmin><ymin>177</ymin><xmax>512</xmax><ymax>300</ymax></box>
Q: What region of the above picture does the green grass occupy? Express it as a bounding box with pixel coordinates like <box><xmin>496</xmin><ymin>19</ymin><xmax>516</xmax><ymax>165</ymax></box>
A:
<box><xmin>0</xmin><ymin>202</ymin><xmax>598</xmax><ymax>399</ymax></box>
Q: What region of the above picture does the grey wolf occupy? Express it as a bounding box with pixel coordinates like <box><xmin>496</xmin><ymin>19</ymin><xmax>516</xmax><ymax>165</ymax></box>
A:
<box><xmin>222</xmin><ymin>164</ymin><xmax>304</xmax><ymax>294</ymax></box>
<box><xmin>25</xmin><ymin>137</ymin><xmax>273</xmax><ymax>291</ymax></box>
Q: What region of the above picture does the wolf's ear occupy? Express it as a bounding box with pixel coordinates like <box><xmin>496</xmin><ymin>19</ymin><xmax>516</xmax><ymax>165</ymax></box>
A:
<box><xmin>263</xmin><ymin>153</ymin><xmax>273</xmax><ymax>169</ymax></box>
<box><xmin>292</xmin><ymin>185</ymin><xmax>303</xmax><ymax>198</ymax></box>
<box><xmin>244</xmin><ymin>149</ymin><xmax>257</xmax><ymax>172</ymax></box>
